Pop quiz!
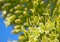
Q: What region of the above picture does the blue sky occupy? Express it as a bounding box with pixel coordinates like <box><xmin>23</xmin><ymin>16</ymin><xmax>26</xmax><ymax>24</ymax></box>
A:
<box><xmin>0</xmin><ymin>11</ymin><xmax>18</xmax><ymax>42</ymax></box>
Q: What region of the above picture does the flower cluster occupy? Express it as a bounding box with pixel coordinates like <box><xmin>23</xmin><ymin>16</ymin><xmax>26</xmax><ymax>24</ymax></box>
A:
<box><xmin>0</xmin><ymin>0</ymin><xmax>60</xmax><ymax>42</ymax></box>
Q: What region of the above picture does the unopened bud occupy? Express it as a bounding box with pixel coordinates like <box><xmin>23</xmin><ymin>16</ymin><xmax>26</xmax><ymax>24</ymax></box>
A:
<box><xmin>14</xmin><ymin>5</ymin><xmax>20</xmax><ymax>9</ymax></box>
<box><xmin>14</xmin><ymin>25</ymin><xmax>21</xmax><ymax>29</ymax></box>
<box><xmin>19</xmin><ymin>35</ymin><xmax>25</xmax><ymax>41</ymax></box>
<box><xmin>15</xmin><ymin>19</ymin><xmax>22</xmax><ymax>24</ymax></box>
<box><xmin>2</xmin><ymin>3</ymin><xmax>11</xmax><ymax>9</ymax></box>
<box><xmin>30</xmin><ymin>9</ymin><xmax>35</xmax><ymax>13</ymax></box>
<box><xmin>15</xmin><ymin>10</ymin><xmax>22</xmax><ymax>14</ymax></box>
<box><xmin>18</xmin><ymin>15</ymin><xmax>23</xmax><ymax>19</ymax></box>
<box><xmin>2</xmin><ymin>10</ymin><xmax>6</xmax><ymax>14</ymax></box>
<box><xmin>23</xmin><ymin>11</ymin><xmax>28</xmax><ymax>17</ymax></box>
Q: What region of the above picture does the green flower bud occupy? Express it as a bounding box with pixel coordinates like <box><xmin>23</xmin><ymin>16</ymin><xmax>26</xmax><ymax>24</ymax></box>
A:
<box><xmin>6</xmin><ymin>15</ymin><xmax>16</xmax><ymax>22</ymax></box>
<box><xmin>2</xmin><ymin>10</ymin><xmax>7</xmax><ymax>17</ymax></box>
<box><xmin>15</xmin><ymin>10</ymin><xmax>22</xmax><ymax>14</ymax></box>
<box><xmin>2</xmin><ymin>10</ymin><xmax>6</xmax><ymax>14</ymax></box>
<box><xmin>4</xmin><ymin>15</ymin><xmax>16</xmax><ymax>26</ymax></box>
<box><xmin>24</xmin><ymin>8</ymin><xmax>28</xmax><ymax>11</ymax></box>
<box><xmin>0</xmin><ymin>0</ymin><xmax>4</xmax><ymax>2</ymax></box>
<box><xmin>1</xmin><ymin>3</ymin><xmax>11</xmax><ymax>10</ymax></box>
<box><xmin>34</xmin><ymin>16</ymin><xmax>38</xmax><ymax>24</ymax></box>
<box><xmin>14</xmin><ymin>5</ymin><xmax>21</xmax><ymax>10</ymax></box>
<box><xmin>19</xmin><ymin>35</ymin><xmax>26</xmax><ymax>41</ymax></box>
<box><xmin>42</xmin><ymin>35</ymin><xmax>48</xmax><ymax>42</ymax></box>
<box><xmin>9</xmin><ymin>8</ymin><xmax>14</xmax><ymax>12</ymax></box>
<box><xmin>43</xmin><ymin>13</ymin><xmax>49</xmax><ymax>16</ymax></box>
<box><xmin>57</xmin><ymin>15</ymin><xmax>60</xmax><ymax>20</ymax></box>
<box><xmin>4</xmin><ymin>21</ymin><xmax>11</xmax><ymax>27</ymax></box>
<box><xmin>6</xmin><ymin>13</ymin><xmax>11</xmax><ymax>17</ymax></box>
<box><xmin>12</xmin><ymin>29</ymin><xmax>20</xmax><ymax>34</ymax></box>
<box><xmin>23</xmin><ymin>11</ymin><xmax>28</xmax><ymax>17</ymax></box>
<box><xmin>14</xmin><ymin>25</ymin><xmax>21</xmax><ymax>29</ymax></box>
<box><xmin>30</xmin><ymin>9</ymin><xmax>35</xmax><ymax>13</ymax></box>
<box><xmin>15</xmin><ymin>19</ymin><xmax>23</xmax><ymax>24</ymax></box>
<box><xmin>40</xmin><ymin>1</ymin><xmax>44</xmax><ymax>5</ymax></box>
<box><xmin>18</xmin><ymin>15</ymin><xmax>23</xmax><ymax>19</ymax></box>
